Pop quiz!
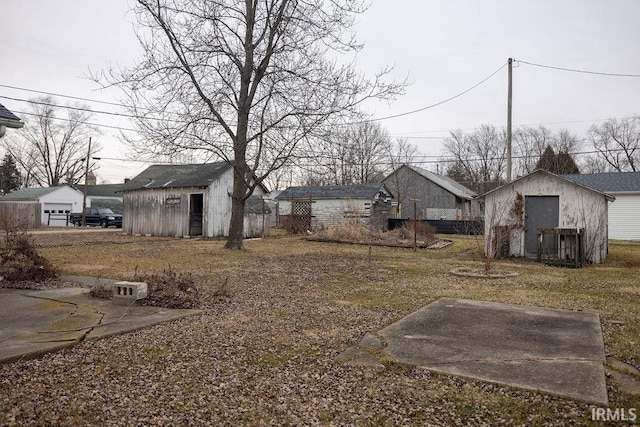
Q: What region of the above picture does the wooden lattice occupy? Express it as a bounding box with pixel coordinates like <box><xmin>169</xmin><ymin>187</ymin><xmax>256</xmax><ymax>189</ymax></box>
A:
<box><xmin>287</xmin><ymin>199</ymin><xmax>312</xmax><ymax>234</ymax></box>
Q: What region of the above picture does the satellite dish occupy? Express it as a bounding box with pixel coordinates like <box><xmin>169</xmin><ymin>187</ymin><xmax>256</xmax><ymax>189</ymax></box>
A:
<box><xmin>0</xmin><ymin>125</ymin><xmax>6</xmax><ymax>138</ymax></box>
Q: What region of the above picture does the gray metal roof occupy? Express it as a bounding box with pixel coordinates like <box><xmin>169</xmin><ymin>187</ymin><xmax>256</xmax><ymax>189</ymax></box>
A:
<box><xmin>277</xmin><ymin>183</ymin><xmax>392</xmax><ymax>200</ymax></box>
<box><xmin>1</xmin><ymin>186</ymin><xmax>73</xmax><ymax>200</ymax></box>
<box><xmin>562</xmin><ymin>172</ymin><xmax>640</xmax><ymax>193</ymax></box>
<box><xmin>407</xmin><ymin>165</ymin><xmax>477</xmax><ymax>199</ymax></box>
<box><xmin>0</xmin><ymin>102</ymin><xmax>24</xmax><ymax>128</ymax></box>
<box><xmin>245</xmin><ymin>195</ymin><xmax>271</xmax><ymax>214</ymax></box>
<box><xmin>122</xmin><ymin>162</ymin><xmax>232</xmax><ymax>191</ymax></box>
<box><xmin>76</xmin><ymin>184</ymin><xmax>125</xmax><ymax>197</ymax></box>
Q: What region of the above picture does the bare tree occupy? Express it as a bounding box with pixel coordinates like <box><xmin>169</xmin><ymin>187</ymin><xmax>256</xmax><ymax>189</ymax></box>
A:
<box><xmin>100</xmin><ymin>0</ymin><xmax>403</xmax><ymax>249</ymax></box>
<box><xmin>442</xmin><ymin>124</ymin><xmax>506</xmax><ymax>193</ymax></box>
<box><xmin>1</xmin><ymin>97</ymin><xmax>99</xmax><ymax>187</ymax></box>
<box><xmin>588</xmin><ymin>116</ymin><xmax>640</xmax><ymax>172</ymax></box>
<box><xmin>316</xmin><ymin>121</ymin><xmax>391</xmax><ymax>185</ymax></box>
<box><xmin>512</xmin><ymin>126</ymin><xmax>582</xmax><ymax>176</ymax></box>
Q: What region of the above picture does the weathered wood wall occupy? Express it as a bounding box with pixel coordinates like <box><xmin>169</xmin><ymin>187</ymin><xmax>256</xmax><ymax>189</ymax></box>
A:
<box><xmin>0</xmin><ymin>202</ymin><xmax>42</xmax><ymax>229</ymax></box>
<box><xmin>123</xmin><ymin>188</ymin><xmax>193</xmax><ymax>237</ymax></box>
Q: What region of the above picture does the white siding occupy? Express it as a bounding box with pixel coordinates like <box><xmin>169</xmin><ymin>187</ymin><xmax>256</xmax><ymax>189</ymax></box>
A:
<box><xmin>279</xmin><ymin>198</ymin><xmax>373</xmax><ymax>229</ymax></box>
<box><xmin>609</xmin><ymin>193</ymin><xmax>640</xmax><ymax>240</ymax></box>
<box><xmin>484</xmin><ymin>172</ymin><xmax>610</xmax><ymax>264</ymax></box>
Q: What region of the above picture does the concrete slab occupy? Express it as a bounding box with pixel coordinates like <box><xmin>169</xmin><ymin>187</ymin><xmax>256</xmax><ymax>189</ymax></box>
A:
<box><xmin>377</xmin><ymin>298</ymin><xmax>608</xmax><ymax>405</ymax></box>
<box><xmin>0</xmin><ymin>286</ymin><xmax>201</xmax><ymax>364</ymax></box>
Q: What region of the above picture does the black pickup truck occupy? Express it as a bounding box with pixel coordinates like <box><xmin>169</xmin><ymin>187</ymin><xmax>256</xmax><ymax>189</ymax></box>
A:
<box><xmin>70</xmin><ymin>207</ymin><xmax>123</xmax><ymax>228</ymax></box>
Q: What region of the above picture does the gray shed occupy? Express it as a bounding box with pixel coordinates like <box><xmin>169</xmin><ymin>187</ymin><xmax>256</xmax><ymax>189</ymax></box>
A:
<box><xmin>481</xmin><ymin>169</ymin><xmax>614</xmax><ymax>264</ymax></box>
<box><xmin>382</xmin><ymin>164</ymin><xmax>479</xmax><ymax>220</ymax></box>
<box><xmin>121</xmin><ymin>163</ymin><xmax>270</xmax><ymax>238</ymax></box>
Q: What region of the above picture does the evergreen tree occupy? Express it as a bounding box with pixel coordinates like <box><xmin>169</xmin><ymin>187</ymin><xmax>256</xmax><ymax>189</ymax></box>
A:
<box><xmin>0</xmin><ymin>154</ymin><xmax>21</xmax><ymax>194</ymax></box>
<box><xmin>535</xmin><ymin>145</ymin><xmax>580</xmax><ymax>174</ymax></box>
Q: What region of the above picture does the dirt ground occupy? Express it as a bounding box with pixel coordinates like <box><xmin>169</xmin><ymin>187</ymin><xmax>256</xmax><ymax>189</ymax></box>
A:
<box><xmin>1</xmin><ymin>230</ymin><xmax>638</xmax><ymax>425</ymax></box>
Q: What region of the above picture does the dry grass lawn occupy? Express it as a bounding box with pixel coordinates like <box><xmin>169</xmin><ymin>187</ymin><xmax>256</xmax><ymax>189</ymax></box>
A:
<box><xmin>1</xmin><ymin>229</ymin><xmax>638</xmax><ymax>425</ymax></box>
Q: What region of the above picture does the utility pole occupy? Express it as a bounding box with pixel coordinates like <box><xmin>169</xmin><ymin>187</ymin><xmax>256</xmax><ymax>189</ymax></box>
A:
<box><xmin>81</xmin><ymin>137</ymin><xmax>92</xmax><ymax>227</ymax></box>
<box><xmin>506</xmin><ymin>57</ymin><xmax>513</xmax><ymax>182</ymax></box>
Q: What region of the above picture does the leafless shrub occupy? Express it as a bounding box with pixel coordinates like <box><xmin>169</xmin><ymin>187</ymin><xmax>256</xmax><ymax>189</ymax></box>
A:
<box><xmin>393</xmin><ymin>221</ymin><xmax>435</xmax><ymax>242</ymax></box>
<box><xmin>0</xmin><ymin>214</ymin><xmax>58</xmax><ymax>282</ymax></box>
<box><xmin>89</xmin><ymin>284</ymin><xmax>113</xmax><ymax>299</ymax></box>
<box><xmin>133</xmin><ymin>268</ymin><xmax>202</xmax><ymax>309</ymax></box>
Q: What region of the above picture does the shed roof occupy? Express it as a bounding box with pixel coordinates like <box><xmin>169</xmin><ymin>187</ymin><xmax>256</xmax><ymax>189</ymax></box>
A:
<box><xmin>122</xmin><ymin>162</ymin><xmax>232</xmax><ymax>191</ymax></box>
<box><xmin>562</xmin><ymin>172</ymin><xmax>640</xmax><ymax>194</ymax></box>
<box><xmin>277</xmin><ymin>183</ymin><xmax>392</xmax><ymax>200</ymax></box>
<box><xmin>480</xmin><ymin>169</ymin><xmax>615</xmax><ymax>201</ymax></box>
<box><xmin>76</xmin><ymin>184</ymin><xmax>125</xmax><ymax>197</ymax></box>
<box><xmin>245</xmin><ymin>195</ymin><xmax>271</xmax><ymax>214</ymax></box>
<box><xmin>406</xmin><ymin>165</ymin><xmax>477</xmax><ymax>199</ymax></box>
<box><xmin>1</xmin><ymin>186</ymin><xmax>79</xmax><ymax>200</ymax></box>
<box><xmin>0</xmin><ymin>102</ymin><xmax>23</xmax><ymax>128</ymax></box>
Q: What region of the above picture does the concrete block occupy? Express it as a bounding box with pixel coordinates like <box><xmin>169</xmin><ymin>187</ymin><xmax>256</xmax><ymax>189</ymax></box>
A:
<box><xmin>112</xmin><ymin>281</ymin><xmax>148</xmax><ymax>306</ymax></box>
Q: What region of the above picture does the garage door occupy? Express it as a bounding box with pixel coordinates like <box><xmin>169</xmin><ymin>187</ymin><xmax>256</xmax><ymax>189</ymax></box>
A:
<box><xmin>43</xmin><ymin>203</ymin><xmax>72</xmax><ymax>226</ymax></box>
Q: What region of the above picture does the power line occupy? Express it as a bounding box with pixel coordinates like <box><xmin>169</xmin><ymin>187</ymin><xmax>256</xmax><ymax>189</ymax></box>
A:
<box><xmin>364</xmin><ymin>62</ymin><xmax>508</xmax><ymax>123</ymax></box>
<box><xmin>11</xmin><ymin>110</ymin><xmax>140</xmax><ymax>132</ymax></box>
<box><xmin>0</xmin><ymin>95</ymin><xmax>189</xmax><ymax>124</ymax></box>
<box><xmin>0</xmin><ymin>84</ymin><xmax>132</xmax><ymax>109</ymax></box>
<box><xmin>515</xmin><ymin>59</ymin><xmax>640</xmax><ymax>78</ymax></box>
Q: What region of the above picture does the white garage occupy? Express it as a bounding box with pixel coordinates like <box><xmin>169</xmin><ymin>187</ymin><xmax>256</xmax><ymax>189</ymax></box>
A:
<box><xmin>1</xmin><ymin>186</ymin><xmax>84</xmax><ymax>226</ymax></box>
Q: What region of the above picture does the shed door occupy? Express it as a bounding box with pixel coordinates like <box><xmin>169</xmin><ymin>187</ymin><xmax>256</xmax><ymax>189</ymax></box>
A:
<box><xmin>524</xmin><ymin>196</ymin><xmax>559</xmax><ymax>257</ymax></box>
<box><xmin>189</xmin><ymin>194</ymin><xmax>203</xmax><ymax>236</ymax></box>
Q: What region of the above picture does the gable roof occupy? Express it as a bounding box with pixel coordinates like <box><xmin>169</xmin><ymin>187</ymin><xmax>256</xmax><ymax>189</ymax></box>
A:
<box><xmin>76</xmin><ymin>184</ymin><xmax>125</xmax><ymax>197</ymax></box>
<box><xmin>405</xmin><ymin>165</ymin><xmax>477</xmax><ymax>200</ymax></box>
<box><xmin>0</xmin><ymin>102</ymin><xmax>24</xmax><ymax>129</ymax></box>
<box><xmin>562</xmin><ymin>172</ymin><xmax>640</xmax><ymax>194</ymax></box>
<box><xmin>1</xmin><ymin>186</ymin><xmax>80</xmax><ymax>200</ymax></box>
<box><xmin>277</xmin><ymin>183</ymin><xmax>392</xmax><ymax>200</ymax></box>
<box><xmin>481</xmin><ymin>169</ymin><xmax>615</xmax><ymax>201</ymax></box>
<box><xmin>122</xmin><ymin>162</ymin><xmax>232</xmax><ymax>191</ymax></box>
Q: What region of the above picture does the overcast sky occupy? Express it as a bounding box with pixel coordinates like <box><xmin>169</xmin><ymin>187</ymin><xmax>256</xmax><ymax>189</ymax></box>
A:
<box><xmin>2</xmin><ymin>0</ymin><xmax>640</xmax><ymax>184</ymax></box>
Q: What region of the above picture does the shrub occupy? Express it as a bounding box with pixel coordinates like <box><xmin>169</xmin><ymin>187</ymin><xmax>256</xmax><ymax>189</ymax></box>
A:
<box><xmin>0</xmin><ymin>222</ymin><xmax>58</xmax><ymax>282</ymax></box>
<box><xmin>133</xmin><ymin>268</ymin><xmax>202</xmax><ymax>309</ymax></box>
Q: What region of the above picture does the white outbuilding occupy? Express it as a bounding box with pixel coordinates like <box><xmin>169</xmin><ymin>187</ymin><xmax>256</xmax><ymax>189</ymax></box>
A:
<box><xmin>480</xmin><ymin>169</ymin><xmax>614</xmax><ymax>265</ymax></box>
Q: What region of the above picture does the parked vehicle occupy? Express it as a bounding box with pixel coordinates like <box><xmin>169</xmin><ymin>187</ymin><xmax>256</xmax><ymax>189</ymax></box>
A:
<box><xmin>69</xmin><ymin>207</ymin><xmax>123</xmax><ymax>228</ymax></box>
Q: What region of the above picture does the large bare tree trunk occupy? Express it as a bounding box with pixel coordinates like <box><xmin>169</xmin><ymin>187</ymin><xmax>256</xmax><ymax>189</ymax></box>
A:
<box><xmin>225</xmin><ymin>166</ymin><xmax>247</xmax><ymax>249</ymax></box>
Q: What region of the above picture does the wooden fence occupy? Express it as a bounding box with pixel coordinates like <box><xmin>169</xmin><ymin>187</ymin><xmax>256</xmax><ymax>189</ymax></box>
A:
<box><xmin>0</xmin><ymin>202</ymin><xmax>42</xmax><ymax>229</ymax></box>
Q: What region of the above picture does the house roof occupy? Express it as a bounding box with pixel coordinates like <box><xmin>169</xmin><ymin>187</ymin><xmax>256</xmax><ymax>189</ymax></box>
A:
<box><xmin>406</xmin><ymin>165</ymin><xmax>477</xmax><ymax>200</ymax></box>
<box><xmin>122</xmin><ymin>162</ymin><xmax>232</xmax><ymax>191</ymax></box>
<box><xmin>245</xmin><ymin>195</ymin><xmax>271</xmax><ymax>214</ymax></box>
<box><xmin>277</xmin><ymin>183</ymin><xmax>392</xmax><ymax>200</ymax></box>
<box><xmin>562</xmin><ymin>172</ymin><xmax>640</xmax><ymax>194</ymax></box>
<box><xmin>76</xmin><ymin>184</ymin><xmax>125</xmax><ymax>197</ymax></box>
<box><xmin>480</xmin><ymin>169</ymin><xmax>615</xmax><ymax>201</ymax></box>
<box><xmin>0</xmin><ymin>102</ymin><xmax>24</xmax><ymax>129</ymax></box>
<box><xmin>1</xmin><ymin>186</ymin><xmax>78</xmax><ymax>200</ymax></box>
